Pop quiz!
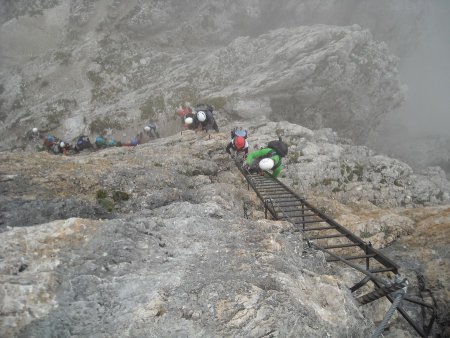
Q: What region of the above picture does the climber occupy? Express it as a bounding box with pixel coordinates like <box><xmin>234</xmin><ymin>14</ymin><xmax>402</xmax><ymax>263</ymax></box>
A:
<box><xmin>75</xmin><ymin>135</ymin><xmax>92</xmax><ymax>152</ymax></box>
<box><xmin>194</xmin><ymin>103</ymin><xmax>218</xmax><ymax>132</ymax></box>
<box><xmin>183</xmin><ymin>112</ymin><xmax>200</xmax><ymax>131</ymax></box>
<box><xmin>95</xmin><ymin>135</ymin><xmax>106</xmax><ymax>148</ymax></box>
<box><xmin>58</xmin><ymin>141</ymin><xmax>68</xmax><ymax>155</ymax></box>
<box><xmin>144</xmin><ymin>122</ymin><xmax>160</xmax><ymax>139</ymax></box>
<box><xmin>43</xmin><ymin>134</ymin><xmax>57</xmax><ymax>149</ymax></box>
<box><xmin>123</xmin><ymin>135</ymin><xmax>139</xmax><ymax>147</ymax></box>
<box><xmin>226</xmin><ymin>128</ymin><xmax>249</xmax><ymax>159</ymax></box>
<box><xmin>196</xmin><ymin>110</ymin><xmax>219</xmax><ymax>132</ymax></box>
<box><xmin>31</xmin><ymin>127</ymin><xmax>40</xmax><ymax>141</ymax></box>
<box><xmin>107</xmin><ymin>138</ymin><xmax>117</xmax><ymax>147</ymax></box>
<box><xmin>177</xmin><ymin>104</ymin><xmax>192</xmax><ymax>129</ymax></box>
<box><xmin>244</xmin><ymin>137</ymin><xmax>288</xmax><ymax>178</ymax></box>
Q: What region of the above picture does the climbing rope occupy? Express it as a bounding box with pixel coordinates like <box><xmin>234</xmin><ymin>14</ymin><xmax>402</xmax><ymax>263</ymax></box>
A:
<box><xmin>371</xmin><ymin>286</ymin><xmax>407</xmax><ymax>338</ymax></box>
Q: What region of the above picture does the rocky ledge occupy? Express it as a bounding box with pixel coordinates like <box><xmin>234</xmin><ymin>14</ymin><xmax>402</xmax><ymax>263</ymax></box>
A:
<box><xmin>0</xmin><ymin>121</ymin><xmax>449</xmax><ymax>336</ymax></box>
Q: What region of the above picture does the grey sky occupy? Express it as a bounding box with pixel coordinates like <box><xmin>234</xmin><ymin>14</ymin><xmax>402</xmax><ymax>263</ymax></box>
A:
<box><xmin>391</xmin><ymin>0</ymin><xmax>450</xmax><ymax>135</ymax></box>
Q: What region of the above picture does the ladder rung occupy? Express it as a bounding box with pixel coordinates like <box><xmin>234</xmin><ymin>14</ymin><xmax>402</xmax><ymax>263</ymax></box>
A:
<box><xmin>258</xmin><ymin>190</ymin><xmax>288</xmax><ymax>194</ymax></box>
<box><xmin>326</xmin><ymin>254</ymin><xmax>377</xmax><ymax>262</ymax></box>
<box><xmin>322</xmin><ymin>243</ymin><xmax>361</xmax><ymax>249</ymax></box>
<box><xmin>302</xmin><ymin>226</ymin><xmax>336</xmax><ymax>231</ymax></box>
<box><xmin>290</xmin><ymin>219</ymin><xmax>326</xmax><ymax>224</ymax></box>
<box><xmin>262</xmin><ymin>193</ymin><xmax>293</xmax><ymax>197</ymax></box>
<box><xmin>368</xmin><ymin>267</ymin><xmax>397</xmax><ymax>273</ymax></box>
<box><xmin>270</xmin><ymin>198</ymin><xmax>299</xmax><ymax>202</ymax></box>
<box><xmin>275</xmin><ymin>203</ymin><xmax>303</xmax><ymax>208</ymax></box>
<box><xmin>308</xmin><ymin>233</ymin><xmax>347</xmax><ymax>240</ymax></box>
<box><xmin>278</xmin><ymin>212</ymin><xmax>318</xmax><ymax>217</ymax></box>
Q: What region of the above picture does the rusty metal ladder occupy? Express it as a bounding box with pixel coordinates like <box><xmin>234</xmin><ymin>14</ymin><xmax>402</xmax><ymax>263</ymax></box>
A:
<box><xmin>237</xmin><ymin>163</ymin><xmax>438</xmax><ymax>337</ymax></box>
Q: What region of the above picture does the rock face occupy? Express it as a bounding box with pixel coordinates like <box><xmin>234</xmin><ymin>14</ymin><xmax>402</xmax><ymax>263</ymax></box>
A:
<box><xmin>1</xmin><ymin>128</ymin><xmax>374</xmax><ymax>337</ymax></box>
<box><xmin>254</xmin><ymin>121</ymin><xmax>450</xmax><ymax>209</ymax></box>
<box><xmin>0</xmin><ymin>0</ymin><xmax>427</xmax><ymax>150</ymax></box>
<box><xmin>1</xmin><ymin>120</ymin><xmax>449</xmax><ymax>336</ymax></box>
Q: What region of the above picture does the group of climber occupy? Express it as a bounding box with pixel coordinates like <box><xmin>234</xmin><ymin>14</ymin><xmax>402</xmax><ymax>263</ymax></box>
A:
<box><xmin>42</xmin><ymin>134</ymin><xmax>75</xmax><ymax>155</ymax></box>
<box><xmin>177</xmin><ymin>103</ymin><xmax>288</xmax><ymax>177</ymax></box>
<box><xmin>178</xmin><ymin>103</ymin><xmax>219</xmax><ymax>133</ymax></box>
<box><xmin>34</xmin><ymin>101</ymin><xmax>288</xmax><ymax>178</ymax></box>
<box><xmin>225</xmin><ymin>127</ymin><xmax>288</xmax><ymax>178</ymax></box>
<box><xmin>35</xmin><ymin>121</ymin><xmax>160</xmax><ymax>156</ymax></box>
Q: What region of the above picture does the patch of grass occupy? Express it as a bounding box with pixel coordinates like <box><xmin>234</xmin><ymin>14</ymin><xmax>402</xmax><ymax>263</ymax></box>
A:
<box><xmin>353</xmin><ymin>164</ymin><xmax>364</xmax><ymax>181</ymax></box>
<box><xmin>203</xmin><ymin>97</ymin><xmax>226</xmax><ymax>110</ymax></box>
<box><xmin>318</xmin><ymin>206</ymin><xmax>328</xmax><ymax>215</ymax></box>
<box><xmin>381</xmin><ymin>225</ymin><xmax>393</xmax><ymax>240</ymax></box>
<box><xmin>89</xmin><ymin>117</ymin><xmax>123</xmax><ymax>134</ymax></box>
<box><xmin>91</xmin><ymin>86</ymin><xmax>122</xmax><ymax>104</ymax></box>
<box><xmin>87</xmin><ymin>71</ymin><xmax>104</xmax><ymax>86</ymax></box>
<box><xmin>289</xmin><ymin>151</ymin><xmax>301</xmax><ymax>163</ymax></box>
<box><xmin>140</xmin><ymin>96</ymin><xmax>165</xmax><ymax>121</ymax></box>
<box><xmin>112</xmin><ymin>191</ymin><xmax>129</xmax><ymax>202</ymax></box>
<box><xmin>340</xmin><ymin>163</ymin><xmax>364</xmax><ymax>182</ymax></box>
<box><xmin>46</xmin><ymin>111</ymin><xmax>61</xmax><ymax>127</ymax></box>
<box><xmin>98</xmin><ymin>198</ymin><xmax>115</xmax><ymax>212</ymax></box>
<box><xmin>96</xmin><ymin>189</ymin><xmax>115</xmax><ymax>212</ymax></box>
<box><xmin>374</xmin><ymin>165</ymin><xmax>388</xmax><ymax>173</ymax></box>
<box><xmin>322</xmin><ymin>178</ymin><xmax>333</xmax><ymax>186</ymax></box>
<box><xmin>360</xmin><ymin>230</ymin><xmax>373</xmax><ymax>238</ymax></box>
<box><xmin>96</xmin><ymin>189</ymin><xmax>108</xmax><ymax>199</ymax></box>
<box><xmin>275</xmin><ymin>128</ymin><xmax>285</xmax><ymax>137</ymax></box>
<box><xmin>171</xmin><ymin>86</ymin><xmax>201</xmax><ymax>106</ymax></box>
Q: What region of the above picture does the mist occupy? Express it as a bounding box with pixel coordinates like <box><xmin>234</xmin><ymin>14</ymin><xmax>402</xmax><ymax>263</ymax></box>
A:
<box><xmin>367</xmin><ymin>0</ymin><xmax>450</xmax><ymax>170</ymax></box>
<box><xmin>390</xmin><ymin>0</ymin><xmax>450</xmax><ymax>135</ymax></box>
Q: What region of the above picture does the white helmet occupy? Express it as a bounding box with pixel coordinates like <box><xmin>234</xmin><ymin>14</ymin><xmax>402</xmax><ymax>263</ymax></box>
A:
<box><xmin>144</xmin><ymin>126</ymin><xmax>151</xmax><ymax>132</ymax></box>
<box><xmin>32</xmin><ymin>127</ymin><xmax>38</xmax><ymax>133</ymax></box>
<box><xmin>185</xmin><ymin>117</ymin><xmax>194</xmax><ymax>125</ymax></box>
<box><xmin>60</xmin><ymin>142</ymin><xmax>65</xmax><ymax>148</ymax></box>
<box><xmin>259</xmin><ymin>158</ymin><xmax>275</xmax><ymax>171</ymax></box>
<box><xmin>197</xmin><ymin>111</ymin><xmax>206</xmax><ymax>122</ymax></box>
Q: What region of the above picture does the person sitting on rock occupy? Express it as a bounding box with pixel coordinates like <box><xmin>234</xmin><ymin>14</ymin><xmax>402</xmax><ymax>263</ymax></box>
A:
<box><xmin>144</xmin><ymin>122</ymin><xmax>160</xmax><ymax>139</ymax></box>
<box><xmin>123</xmin><ymin>136</ymin><xmax>139</xmax><ymax>147</ymax></box>
<box><xmin>95</xmin><ymin>136</ymin><xmax>106</xmax><ymax>148</ymax></box>
<box><xmin>226</xmin><ymin>128</ymin><xmax>249</xmax><ymax>159</ymax></box>
<box><xmin>43</xmin><ymin>135</ymin><xmax>57</xmax><ymax>149</ymax></box>
<box><xmin>57</xmin><ymin>141</ymin><xmax>73</xmax><ymax>156</ymax></box>
<box><xmin>75</xmin><ymin>135</ymin><xmax>92</xmax><ymax>152</ymax></box>
<box><xmin>244</xmin><ymin>137</ymin><xmax>288</xmax><ymax>178</ymax></box>
<box><xmin>107</xmin><ymin>138</ymin><xmax>117</xmax><ymax>147</ymax></box>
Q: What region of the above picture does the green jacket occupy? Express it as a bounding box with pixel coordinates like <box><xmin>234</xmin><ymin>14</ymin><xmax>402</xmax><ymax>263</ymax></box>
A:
<box><xmin>245</xmin><ymin>147</ymin><xmax>282</xmax><ymax>178</ymax></box>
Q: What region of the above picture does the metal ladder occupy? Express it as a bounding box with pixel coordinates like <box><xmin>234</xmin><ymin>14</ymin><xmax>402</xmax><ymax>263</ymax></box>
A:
<box><xmin>237</xmin><ymin>163</ymin><xmax>438</xmax><ymax>337</ymax></box>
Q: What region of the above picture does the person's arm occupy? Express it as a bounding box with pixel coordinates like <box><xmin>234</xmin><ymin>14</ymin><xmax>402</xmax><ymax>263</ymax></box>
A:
<box><xmin>272</xmin><ymin>163</ymin><xmax>282</xmax><ymax>178</ymax></box>
<box><xmin>226</xmin><ymin>142</ymin><xmax>233</xmax><ymax>154</ymax></box>
<box><xmin>245</xmin><ymin>148</ymin><xmax>272</xmax><ymax>165</ymax></box>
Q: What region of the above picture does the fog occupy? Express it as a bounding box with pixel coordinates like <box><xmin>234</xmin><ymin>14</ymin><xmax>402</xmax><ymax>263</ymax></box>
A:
<box><xmin>389</xmin><ymin>0</ymin><xmax>450</xmax><ymax>135</ymax></box>
<box><xmin>367</xmin><ymin>0</ymin><xmax>450</xmax><ymax>170</ymax></box>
